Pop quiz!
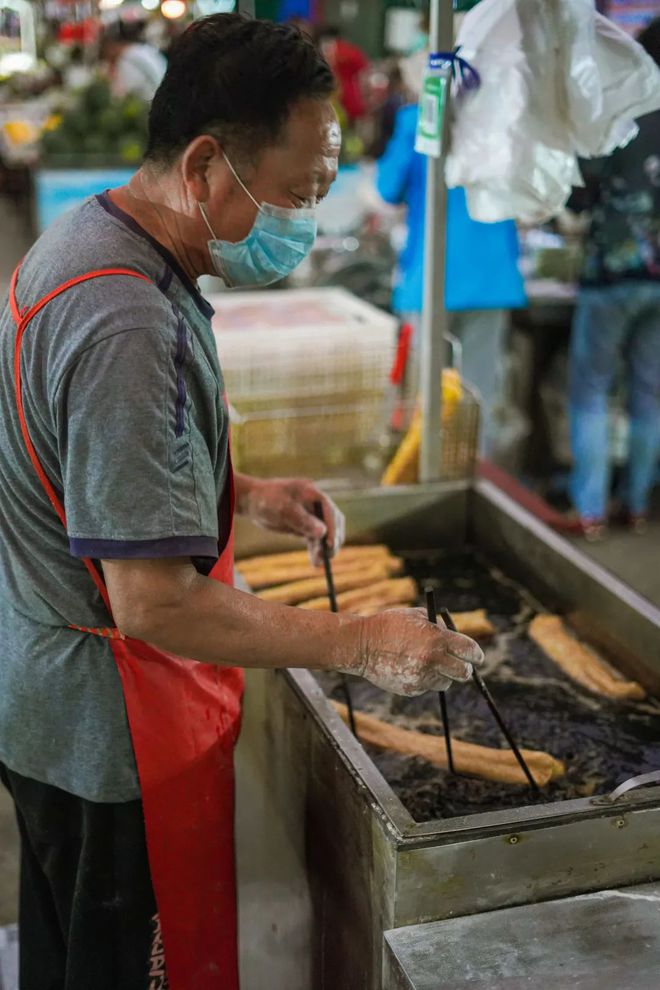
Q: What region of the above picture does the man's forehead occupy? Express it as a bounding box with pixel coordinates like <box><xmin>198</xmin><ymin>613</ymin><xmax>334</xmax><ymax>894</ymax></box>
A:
<box><xmin>262</xmin><ymin>100</ymin><xmax>340</xmax><ymax>186</ymax></box>
<box><xmin>282</xmin><ymin>98</ymin><xmax>341</xmax><ymax>152</ymax></box>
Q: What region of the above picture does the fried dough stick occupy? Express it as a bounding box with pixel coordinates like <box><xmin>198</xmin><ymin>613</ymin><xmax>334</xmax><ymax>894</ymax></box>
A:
<box><xmin>238</xmin><ymin>554</ymin><xmax>402</xmax><ymax>590</ymax></box>
<box><xmin>299</xmin><ymin>578</ymin><xmax>417</xmax><ymax>613</ymax></box>
<box><xmin>529</xmin><ymin>615</ymin><xmax>645</xmax><ymax>701</ymax></box>
<box><xmin>237</xmin><ymin>545</ymin><xmax>391</xmax><ymax>577</ymax></box>
<box><xmin>355</xmin><ymin>606</ymin><xmax>495</xmax><ymax>640</ymax></box>
<box><xmin>333</xmin><ymin>702</ymin><xmax>564</xmax><ymax>787</ymax></box>
<box><xmin>257</xmin><ymin>559</ymin><xmax>404</xmax><ymax>605</ymax></box>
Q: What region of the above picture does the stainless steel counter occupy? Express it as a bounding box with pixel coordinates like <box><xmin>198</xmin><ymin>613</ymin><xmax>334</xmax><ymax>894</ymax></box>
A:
<box><xmin>384</xmin><ymin>882</ymin><xmax>660</xmax><ymax>990</ymax></box>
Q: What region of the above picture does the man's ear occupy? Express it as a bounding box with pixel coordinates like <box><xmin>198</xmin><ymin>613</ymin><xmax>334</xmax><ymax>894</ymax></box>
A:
<box><xmin>181</xmin><ymin>134</ymin><xmax>224</xmax><ymax>204</ymax></box>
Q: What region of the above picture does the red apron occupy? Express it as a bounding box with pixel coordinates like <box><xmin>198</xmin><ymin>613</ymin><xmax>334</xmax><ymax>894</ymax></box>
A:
<box><xmin>9</xmin><ymin>264</ymin><xmax>244</xmax><ymax>990</ymax></box>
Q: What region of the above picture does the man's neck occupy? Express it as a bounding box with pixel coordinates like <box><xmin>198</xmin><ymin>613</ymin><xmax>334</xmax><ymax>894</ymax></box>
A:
<box><xmin>109</xmin><ymin>171</ymin><xmax>205</xmax><ymax>281</ymax></box>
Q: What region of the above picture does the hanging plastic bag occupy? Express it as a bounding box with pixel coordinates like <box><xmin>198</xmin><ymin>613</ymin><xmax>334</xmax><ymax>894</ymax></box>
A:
<box><xmin>562</xmin><ymin>10</ymin><xmax>660</xmax><ymax>157</ymax></box>
<box><xmin>446</xmin><ymin>0</ymin><xmax>579</xmax><ymax>224</ymax></box>
<box><xmin>446</xmin><ymin>0</ymin><xmax>660</xmax><ymax>224</ymax></box>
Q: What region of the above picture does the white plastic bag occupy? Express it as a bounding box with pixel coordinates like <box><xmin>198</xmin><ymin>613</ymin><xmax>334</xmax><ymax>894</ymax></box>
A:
<box><xmin>446</xmin><ymin>0</ymin><xmax>660</xmax><ymax>224</ymax></box>
<box><xmin>566</xmin><ymin>12</ymin><xmax>660</xmax><ymax>157</ymax></box>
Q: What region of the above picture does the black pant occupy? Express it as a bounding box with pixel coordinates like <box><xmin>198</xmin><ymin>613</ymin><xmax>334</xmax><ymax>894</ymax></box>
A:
<box><xmin>0</xmin><ymin>763</ymin><xmax>168</xmax><ymax>990</ymax></box>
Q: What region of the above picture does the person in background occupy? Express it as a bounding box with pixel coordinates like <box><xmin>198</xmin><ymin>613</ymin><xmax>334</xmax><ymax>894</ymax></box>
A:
<box><xmin>561</xmin><ymin>17</ymin><xmax>660</xmax><ymax>541</ymax></box>
<box><xmin>64</xmin><ymin>44</ymin><xmax>93</xmax><ymax>90</ymax></box>
<box><xmin>317</xmin><ymin>24</ymin><xmax>369</xmax><ymax>122</ymax></box>
<box><xmin>376</xmin><ymin>56</ymin><xmax>526</xmax><ymax>458</ymax></box>
<box><xmin>409</xmin><ymin>9</ymin><xmax>430</xmax><ymax>54</ymax></box>
<box><xmin>101</xmin><ymin>19</ymin><xmax>167</xmax><ymax>103</ymax></box>
<box><xmin>369</xmin><ymin>62</ymin><xmax>408</xmax><ymax>160</ymax></box>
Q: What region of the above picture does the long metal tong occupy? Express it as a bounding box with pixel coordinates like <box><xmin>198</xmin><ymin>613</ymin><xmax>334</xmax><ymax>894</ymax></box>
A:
<box><xmin>314</xmin><ymin>502</ymin><xmax>357</xmax><ymax>736</ymax></box>
<box><xmin>425</xmin><ymin>590</ymin><xmax>456</xmax><ymax>774</ymax></box>
<box><xmin>425</xmin><ymin>587</ymin><xmax>541</xmax><ymax>794</ymax></box>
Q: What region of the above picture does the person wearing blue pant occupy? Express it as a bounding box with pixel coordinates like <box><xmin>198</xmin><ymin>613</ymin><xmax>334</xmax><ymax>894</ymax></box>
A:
<box><xmin>570</xmin><ymin>284</ymin><xmax>660</xmax><ymax>536</ymax></box>
<box><xmin>566</xmin><ymin>18</ymin><xmax>660</xmax><ymax>540</ymax></box>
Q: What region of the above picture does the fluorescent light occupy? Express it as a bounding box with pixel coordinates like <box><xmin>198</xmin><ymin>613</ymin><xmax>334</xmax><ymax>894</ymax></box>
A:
<box><xmin>99</xmin><ymin>0</ymin><xmax>124</xmax><ymax>9</ymax></box>
<box><xmin>161</xmin><ymin>0</ymin><xmax>186</xmax><ymax>16</ymax></box>
<box><xmin>141</xmin><ymin>0</ymin><xmax>160</xmax><ymax>8</ymax></box>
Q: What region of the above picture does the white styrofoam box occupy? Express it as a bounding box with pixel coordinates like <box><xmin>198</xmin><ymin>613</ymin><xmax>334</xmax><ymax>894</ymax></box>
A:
<box><xmin>208</xmin><ymin>287</ymin><xmax>398</xmax><ymax>405</ymax></box>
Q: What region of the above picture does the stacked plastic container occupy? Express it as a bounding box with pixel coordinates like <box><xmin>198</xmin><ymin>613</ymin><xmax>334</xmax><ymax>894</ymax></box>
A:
<box><xmin>209</xmin><ymin>287</ymin><xmax>398</xmax><ymax>480</ymax></box>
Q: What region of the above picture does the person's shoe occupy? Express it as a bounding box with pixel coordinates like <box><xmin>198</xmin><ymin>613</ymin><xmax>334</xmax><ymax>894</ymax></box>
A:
<box><xmin>582</xmin><ymin>519</ymin><xmax>609</xmax><ymax>542</ymax></box>
<box><xmin>610</xmin><ymin>505</ymin><xmax>649</xmax><ymax>534</ymax></box>
<box><xmin>553</xmin><ymin>511</ymin><xmax>608</xmax><ymax>542</ymax></box>
<box><xmin>628</xmin><ymin>513</ymin><xmax>648</xmax><ymax>535</ymax></box>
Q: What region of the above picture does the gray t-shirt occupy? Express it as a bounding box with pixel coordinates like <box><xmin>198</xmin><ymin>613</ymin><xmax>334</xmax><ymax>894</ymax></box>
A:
<box><xmin>0</xmin><ymin>193</ymin><xmax>230</xmax><ymax>802</ymax></box>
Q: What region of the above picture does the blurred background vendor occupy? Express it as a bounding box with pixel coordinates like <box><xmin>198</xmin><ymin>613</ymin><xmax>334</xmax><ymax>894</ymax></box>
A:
<box><xmin>101</xmin><ymin>19</ymin><xmax>167</xmax><ymax>103</ymax></box>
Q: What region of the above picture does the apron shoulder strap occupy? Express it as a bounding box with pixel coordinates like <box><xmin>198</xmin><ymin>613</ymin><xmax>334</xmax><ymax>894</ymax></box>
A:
<box><xmin>10</xmin><ymin>264</ymin><xmax>153</xmax><ymax>627</ymax></box>
<box><xmin>9</xmin><ymin>263</ymin><xmax>22</xmax><ymax>325</ymax></box>
<box><xmin>11</xmin><ymin>265</ymin><xmax>152</xmax><ymax>328</ymax></box>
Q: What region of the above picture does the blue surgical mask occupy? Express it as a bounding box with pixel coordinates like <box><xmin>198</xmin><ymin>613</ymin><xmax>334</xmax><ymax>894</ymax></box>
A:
<box><xmin>199</xmin><ymin>154</ymin><xmax>317</xmax><ymax>288</ymax></box>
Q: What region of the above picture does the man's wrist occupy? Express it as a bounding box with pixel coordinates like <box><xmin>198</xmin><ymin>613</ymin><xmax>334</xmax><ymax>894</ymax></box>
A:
<box><xmin>327</xmin><ymin>613</ymin><xmax>367</xmax><ymax>676</ymax></box>
<box><xmin>233</xmin><ymin>472</ymin><xmax>264</xmax><ymax>515</ymax></box>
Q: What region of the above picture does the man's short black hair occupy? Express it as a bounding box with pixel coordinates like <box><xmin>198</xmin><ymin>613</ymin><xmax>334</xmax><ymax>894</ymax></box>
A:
<box><xmin>146</xmin><ymin>14</ymin><xmax>335</xmax><ymax>167</ymax></box>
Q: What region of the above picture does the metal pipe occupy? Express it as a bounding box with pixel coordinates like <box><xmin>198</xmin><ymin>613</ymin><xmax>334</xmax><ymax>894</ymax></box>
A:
<box><xmin>238</xmin><ymin>0</ymin><xmax>256</xmax><ymax>15</ymax></box>
<box><xmin>419</xmin><ymin>0</ymin><xmax>454</xmax><ymax>482</ymax></box>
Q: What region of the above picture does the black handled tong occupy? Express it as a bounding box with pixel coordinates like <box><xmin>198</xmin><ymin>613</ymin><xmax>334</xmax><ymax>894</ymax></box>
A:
<box><xmin>426</xmin><ymin>587</ymin><xmax>541</xmax><ymax>794</ymax></box>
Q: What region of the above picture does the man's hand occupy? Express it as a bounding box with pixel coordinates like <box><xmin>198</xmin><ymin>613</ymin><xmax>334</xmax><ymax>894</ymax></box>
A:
<box><xmin>235</xmin><ymin>474</ymin><xmax>346</xmax><ymax>565</ymax></box>
<box><xmin>336</xmin><ymin>607</ymin><xmax>484</xmax><ymax>697</ymax></box>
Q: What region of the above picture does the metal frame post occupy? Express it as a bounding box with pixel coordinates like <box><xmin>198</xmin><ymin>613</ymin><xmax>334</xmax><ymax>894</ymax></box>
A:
<box><xmin>238</xmin><ymin>0</ymin><xmax>256</xmax><ymax>14</ymax></box>
<box><xmin>419</xmin><ymin>0</ymin><xmax>454</xmax><ymax>482</ymax></box>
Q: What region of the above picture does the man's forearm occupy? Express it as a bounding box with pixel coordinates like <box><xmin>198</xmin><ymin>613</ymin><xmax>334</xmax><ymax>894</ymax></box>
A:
<box><xmin>101</xmin><ymin>556</ymin><xmax>484</xmax><ymax>697</ymax></box>
<box><xmin>104</xmin><ymin>558</ymin><xmax>361</xmax><ymax>673</ymax></box>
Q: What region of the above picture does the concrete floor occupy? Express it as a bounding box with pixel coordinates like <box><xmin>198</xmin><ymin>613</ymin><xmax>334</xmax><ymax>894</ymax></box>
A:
<box><xmin>573</xmin><ymin>519</ymin><xmax>660</xmax><ymax>608</ymax></box>
<box><xmin>0</xmin><ymin>194</ymin><xmax>658</xmax><ymax>935</ymax></box>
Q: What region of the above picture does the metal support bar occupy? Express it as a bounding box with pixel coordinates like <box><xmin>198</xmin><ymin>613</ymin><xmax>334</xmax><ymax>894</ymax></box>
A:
<box><xmin>419</xmin><ymin>0</ymin><xmax>454</xmax><ymax>482</ymax></box>
<box><xmin>238</xmin><ymin>0</ymin><xmax>256</xmax><ymax>15</ymax></box>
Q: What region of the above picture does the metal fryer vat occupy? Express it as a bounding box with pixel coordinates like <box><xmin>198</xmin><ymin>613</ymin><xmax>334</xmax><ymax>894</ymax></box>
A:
<box><xmin>234</xmin><ymin>480</ymin><xmax>660</xmax><ymax>990</ymax></box>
